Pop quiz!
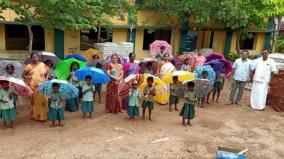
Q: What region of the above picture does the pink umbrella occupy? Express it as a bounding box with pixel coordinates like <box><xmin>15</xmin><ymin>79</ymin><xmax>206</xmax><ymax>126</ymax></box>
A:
<box><xmin>0</xmin><ymin>76</ymin><xmax>33</xmax><ymax>96</ymax></box>
<box><xmin>205</xmin><ymin>52</ymin><xmax>225</xmax><ymax>63</ymax></box>
<box><xmin>118</xmin><ymin>74</ymin><xmax>144</xmax><ymax>99</ymax></box>
<box><xmin>150</xmin><ymin>40</ymin><xmax>172</xmax><ymax>57</ymax></box>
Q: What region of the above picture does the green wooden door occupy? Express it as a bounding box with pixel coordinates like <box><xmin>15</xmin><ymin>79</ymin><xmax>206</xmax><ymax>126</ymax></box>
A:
<box><xmin>54</xmin><ymin>29</ymin><xmax>64</xmax><ymax>59</ymax></box>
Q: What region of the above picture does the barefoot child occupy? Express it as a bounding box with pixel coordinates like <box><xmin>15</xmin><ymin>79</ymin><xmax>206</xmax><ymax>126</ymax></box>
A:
<box><xmin>169</xmin><ymin>76</ymin><xmax>180</xmax><ymax>112</ymax></box>
<box><xmin>197</xmin><ymin>71</ymin><xmax>209</xmax><ymax>108</ymax></box>
<box><xmin>127</xmin><ymin>80</ymin><xmax>142</xmax><ymax>120</ymax></box>
<box><xmin>181</xmin><ymin>59</ymin><xmax>191</xmax><ymax>72</ymax></box>
<box><xmin>94</xmin><ymin>63</ymin><xmax>103</xmax><ymax>103</ymax></box>
<box><xmin>4</xmin><ymin>64</ymin><xmax>19</xmax><ymax>109</ymax></box>
<box><xmin>82</xmin><ymin>75</ymin><xmax>96</xmax><ymax>119</ymax></box>
<box><xmin>142</xmin><ymin>77</ymin><xmax>156</xmax><ymax>120</ymax></box>
<box><xmin>0</xmin><ymin>80</ymin><xmax>17</xmax><ymax>129</ymax></box>
<box><xmin>212</xmin><ymin>66</ymin><xmax>226</xmax><ymax>103</ymax></box>
<box><xmin>48</xmin><ymin>83</ymin><xmax>65</xmax><ymax>127</ymax></box>
<box><xmin>179</xmin><ymin>82</ymin><xmax>196</xmax><ymax>126</ymax></box>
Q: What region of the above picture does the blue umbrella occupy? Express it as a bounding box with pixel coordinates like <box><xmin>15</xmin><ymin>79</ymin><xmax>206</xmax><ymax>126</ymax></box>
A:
<box><xmin>193</xmin><ymin>65</ymin><xmax>216</xmax><ymax>81</ymax></box>
<box><xmin>65</xmin><ymin>53</ymin><xmax>87</xmax><ymax>62</ymax></box>
<box><xmin>39</xmin><ymin>79</ymin><xmax>79</xmax><ymax>99</ymax></box>
<box><xmin>75</xmin><ymin>67</ymin><xmax>110</xmax><ymax>84</ymax></box>
<box><xmin>205</xmin><ymin>60</ymin><xmax>224</xmax><ymax>76</ymax></box>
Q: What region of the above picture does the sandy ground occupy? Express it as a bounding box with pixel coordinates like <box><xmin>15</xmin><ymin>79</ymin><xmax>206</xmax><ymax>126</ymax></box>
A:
<box><xmin>0</xmin><ymin>82</ymin><xmax>283</xmax><ymax>159</ymax></box>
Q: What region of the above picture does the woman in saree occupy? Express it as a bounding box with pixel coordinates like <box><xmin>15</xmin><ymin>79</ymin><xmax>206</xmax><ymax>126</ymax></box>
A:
<box><xmin>23</xmin><ymin>52</ymin><xmax>49</xmax><ymax>121</ymax></box>
<box><xmin>157</xmin><ymin>53</ymin><xmax>176</xmax><ymax>78</ymax></box>
<box><xmin>105</xmin><ymin>54</ymin><xmax>124</xmax><ymax>114</ymax></box>
<box><xmin>193</xmin><ymin>49</ymin><xmax>206</xmax><ymax>70</ymax></box>
<box><xmin>122</xmin><ymin>53</ymin><xmax>140</xmax><ymax>110</ymax></box>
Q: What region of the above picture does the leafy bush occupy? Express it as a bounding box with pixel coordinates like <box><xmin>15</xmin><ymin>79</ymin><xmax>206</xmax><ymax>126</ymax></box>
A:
<box><xmin>276</xmin><ymin>36</ymin><xmax>284</xmax><ymax>51</ymax></box>
<box><xmin>227</xmin><ymin>54</ymin><xmax>239</xmax><ymax>62</ymax></box>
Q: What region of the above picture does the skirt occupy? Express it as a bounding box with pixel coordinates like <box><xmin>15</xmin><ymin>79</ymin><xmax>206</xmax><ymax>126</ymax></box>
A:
<box><xmin>48</xmin><ymin>107</ymin><xmax>64</xmax><ymax>121</ymax></box>
<box><xmin>214</xmin><ymin>81</ymin><xmax>224</xmax><ymax>91</ymax></box>
<box><xmin>179</xmin><ymin>103</ymin><xmax>195</xmax><ymax>120</ymax></box>
<box><xmin>65</xmin><ymin>98</ymin><xmax>79</xmax><ymax>112</ymax></box>
<box><xmin>1</xmin><ymin>108</ymin><xmax>16</xmax><ymax>122</ymax></box>
<box><xmin>169</xmin><ymin>95</ymin><xmax>179</xmax><ymax>104</ymax></box>
<box><xmin>127</xmin><ymin>106</ymin><xmax>139</xmax><ymax>117</ymax></box>
<box><xmin>82</xmin><ymin>101</ymin><xmax>94</xmax><ymax>113</ymax></box>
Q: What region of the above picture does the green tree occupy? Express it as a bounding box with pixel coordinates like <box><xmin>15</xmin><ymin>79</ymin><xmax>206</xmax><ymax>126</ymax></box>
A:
<box><xmin>0</xmin><ymin>0</ymin><xmax>11</xmax><ymax>20</ymax></box>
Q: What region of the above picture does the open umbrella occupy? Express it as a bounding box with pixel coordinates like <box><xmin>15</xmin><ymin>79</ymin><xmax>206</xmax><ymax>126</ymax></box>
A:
<box><xmin>205</xmin><ymin>60</ymin><xmax>224</xmax><ymax>76</ymax></box>
<box><xmin>75</xmin><ymin>67</ymin><xmax>110</xmax><ymax>84</ymax></box>
<box><xmin>139</xmin><ymin>74</ymin><xmax>169</xmax><ymax>104</ymax></box>
<box><xmin>39</xmin><ymin>79</ymin><xmax>79</xmax><ymax>99</ymax></box>
<box><xmin>162</xmin><ymin>70</ymin><xmax>195</xmax><ymax>84</ymax></box>
<box><xmin>65</xmin><ymin>53</ymin><xmax>87</xmax><ymax>63</ymax></box>
<box><xmin>139</xmin><ymin>58</ymin><xmax>158</xmax><ymax>74</ymax></box>
<box><xmin>193</xmin><ymin>65</ymin><xmax>216</xmax><ymax>81</ymax></box>
<box><xmin>0</xmin><ymin>60</ymin><xmax>23</xmax><ymax>78</ymax></box>
<box><xmin>0</xmin><ymin>76</ymin><xmax>33</xmax><ymax>96</ymax></box>
<box><xmin>25</xmin><ymin>51</ymin><xmax>61</xmax><ymax>65</ymax></box>
<box><xmin>81</xmin><ymin>48</ymin><xmax>104</xmax><ymax>64</ymax></box>
<box><xmin>178</xmin><ymin>54</ymin><xmax>195</xmax><ymax>68</ymax></box>
<box><xmin>54</xmin><ymin>58</ymin><xmax>86</xmax><ymax>80</ymax></box>
<box><xmin>205</xmin><ymin>52</ymin><xmax>225</xmax><ymax>63</ymax></box>
<box><xmin>103</xmin><ymin>55</ymin><xmax>127</xmax><ymax>66</ymax></box>
<box><xmin>150</xmin><ymin>40</ymin><xmax>172</xmax><ymax>58</ymax></box>
<box><xmin>218</xmin><ymin>59</ymin><xmax>233</xmax><ymax>78</ymax></box>
<box><xmin>182</xmin><ymin>78</ymin><xmax>214</xmax><ymax>98</ymax></box>
<box><xmin>170</xmin><ymin>58</ymin><xmax>183</xmax><ymax>70</ymax></box>
<box><xmin>118</xmin><ymin>74</ymin><xmax>144</xmax><ymax>99</ymax></box>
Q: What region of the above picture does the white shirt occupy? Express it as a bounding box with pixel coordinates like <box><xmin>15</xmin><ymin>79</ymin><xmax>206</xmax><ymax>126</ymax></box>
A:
<box><xmin>253</xmin><ymin>57</ymin><xmax>277</xmax><ymax>83</ymax></box>
<box><xmin>232</xmin><ymin>58</ymin><xmax>253</xmax><ymax>81</ymax></box>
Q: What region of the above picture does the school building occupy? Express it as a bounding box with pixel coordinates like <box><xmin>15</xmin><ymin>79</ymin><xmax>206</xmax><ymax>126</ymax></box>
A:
<box><xmin>0</xmin><ymin>6</ymin><xmax>273</xmax><ymax>60</ymax></box>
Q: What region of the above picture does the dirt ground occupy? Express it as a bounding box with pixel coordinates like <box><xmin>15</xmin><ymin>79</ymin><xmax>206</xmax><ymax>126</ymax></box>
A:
<box><xmin>0</xmin><ymin>82</ymin><xmax>283</xmax><ymax>159</ymax></box>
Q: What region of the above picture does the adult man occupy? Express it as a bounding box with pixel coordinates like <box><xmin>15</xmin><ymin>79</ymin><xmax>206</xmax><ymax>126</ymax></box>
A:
<box><xmin>250</xmin><ymin>49</ymin><xmax>277</xmax><ymax>111</ymax></box>
<box><xmin>228</xmin><ymin>50</ymin><xmax>253</xmax><ymax>105</ymax></box>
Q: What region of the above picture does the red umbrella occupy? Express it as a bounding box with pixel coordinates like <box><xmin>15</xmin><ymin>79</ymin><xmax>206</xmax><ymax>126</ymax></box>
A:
<box><xmin>0</xmin><ymin>76</ymin><xmax>33</xmax><ymax>96</ymax></box>
<box><xmin>118</xmin><ymin>74</ymin><xmax>144</xmax><ymax>99</ymax></box>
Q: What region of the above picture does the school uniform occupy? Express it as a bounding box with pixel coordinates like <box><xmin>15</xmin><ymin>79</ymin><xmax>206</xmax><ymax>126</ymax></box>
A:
<box><xmin>179</xmin><ymin>91</ymin><xmax>196</xmax><ymax>120</ymax></box>
<box><xmin>0</xmin><ymin>88</ymin><xmax>16</xmax><ymax>122</ymax></box>
<box><xmin>142</xmin><ymin>86</ymin><xmax>156</xmax><ymax>110</ymax></box>
<box><xmin>81</xmin><ymin>84</ymin><xmax>95</xmax><ymax>113</ymax></box>
<box><xmin>48</xmin><ymin>92</ymin><xmax>65</xmax><ymax>121</ymax></box>
<box><xmin>65</xmin><ymin>71</ymin><xmax>81</xmax><ymax>112</ymax></box>
<box><xmin>169</xmin><ymin>83</ymin><xmax>180</xmax><ymax>104</ymax></box>
<box><xmin>127</xmin><ymin>88</ymin><xmax>140</xmax><ymax>117</ymax></box>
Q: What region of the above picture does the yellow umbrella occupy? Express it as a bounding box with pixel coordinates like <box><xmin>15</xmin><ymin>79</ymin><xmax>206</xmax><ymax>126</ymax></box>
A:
<box><xmin>162</xmin><ymin>70</ymin><xmax>195</xmax><ymax>84</ymax></box>
<box><xmin>139</xmin><ymin>74</ymin><xmax>169</xmax><ymax>105</ymax></box>
<box><xmin>82</xmin><ymin>48</ymin><xmax>104</xmax><ymax>64</ymax></box>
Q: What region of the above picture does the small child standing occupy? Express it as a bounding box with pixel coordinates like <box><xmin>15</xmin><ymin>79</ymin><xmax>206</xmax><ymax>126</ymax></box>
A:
<box><xmin>45</xmin><ymin>60</ymin><xmax>56</xmax><ymax>80</ymax></box>
<box><xmin>169</xmin><ymin>76</ymin><xmax>180</xmax><ymax>112</ymax></box>
<box><xmin>142</xmin><ymin>77</ymin><xmax>156</xmax><ymax>120</ymax></box>
<box><xmin>127</xmin><ymin>80</ymin><xmax>142</xmax><ymax>120</ymax></box>
<box><xmin>144</xmin><ymin>62</ymin><xmax>154</xmax><ymax>75</ymax></box>
<box><xmin>197</xmin><ymin>71</ymin><xmax>209</xmax><ymax>108</ymax></box>
<box><xmin>4</xmin><ymin>64</ymin><xmax>19</xmax><ymax>109</ymax></box>
<box><xmin>82</xmin><ymin>75</ymin><xmax>96</xmax><ymax>119</ymax></box>
<box><xmin>0</xmin><ymin>80</ymin><xmax>17</xmax><ymax>129</ymax></box>
<box><xmin>94</xmin><ymin>63</ymin><xmax>103</xmax><ymax>103</ymax></box>
<box><xmin>48</xmin><ymin>83</ymin><xmax>65</xmax><ymax>127</ymax></box>
<box><xmin>181</xmin><ymin>59</ymin><xmax>191</xmax><ymax>72</ymax></box>
<box><xmin>212</xmin><ymin>66</ymin><xmax>226</xmax><ymax>103</ymax></box>
<box><xmin>179</xmin><ymin>82</ymin><xmax>196</xmax><ymax>126</ymax></box>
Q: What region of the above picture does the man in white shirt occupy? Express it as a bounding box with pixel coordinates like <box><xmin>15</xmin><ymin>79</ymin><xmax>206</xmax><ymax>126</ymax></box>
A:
<box><xmin>228</xmin><ymin>50</ymin><xmax>253</xmax><ymax>105</ymax></box>
<box><xmin>250</xmin><ymin>49</ymin><xmax>277</xmax><ymax>110</ymax></box>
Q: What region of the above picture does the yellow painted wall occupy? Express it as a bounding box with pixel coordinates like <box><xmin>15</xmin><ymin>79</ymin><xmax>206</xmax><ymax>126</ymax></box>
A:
<box><xmin>45</xmin><ymin>29</ymin><xmax>54</xmax><ymax>52</ymax></box>
<box><xmin>203</xmin><ymin>31</ymin><xmax>212</xmax><ymax>48</ymax></box>
<box><xmin>197</xmin><ymin>31</ymin><xmax>204</xmax><ymax>49</ymax></box>
<box><xmin>64</xmin><ymin>29</ymin><xmax>80</xmax><ymax>56</ymax></box>
<box><xmin>0</xmin><ymin>24</ymin><xmax>5</xmax><ymax>50</ymax></box>
<box><xmin>112</xmin><ymin>29</ymin><xmax>128</xmax><ymax>43</ymax></box>
<box><xmin>172</xmin><ymin>30</ymin><xmax>181</xmax><ymax>55</ymax></box>
<box><xmin>134</xmin><ymin>29</ymin><xmax>148</xmax><ymax>59</ymax></box>
<box><xmin>0</xmin><ymin>8</ymin><xmax>19</xmax><ymax>21</ymax></box>
<box><xmin>212</xmin><ymin>31</ymin><xmax>227</xmax><ymax>53</ymax></box>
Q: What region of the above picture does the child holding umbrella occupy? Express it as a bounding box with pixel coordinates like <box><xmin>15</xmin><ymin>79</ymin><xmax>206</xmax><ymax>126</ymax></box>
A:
<box><xmin>81</xmin><ymin>75</ymin><xmax>96</xmax><ymax>119</ymax></box>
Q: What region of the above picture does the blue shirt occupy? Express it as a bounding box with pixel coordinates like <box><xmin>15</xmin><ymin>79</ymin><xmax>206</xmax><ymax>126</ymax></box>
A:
<box><xmin>128</xmin><ymin>88</ymin><xmax>141</xmax><ymax>107</ymax></box>
<box><xmin>82</xmin><ymin>84</ymin><xmax>95</xmax><ymax>101</ymax></box>
<box><xmin>232</xmin><ymin>58</ymin><xmax>253</xmax><ymax>81</ymax></box>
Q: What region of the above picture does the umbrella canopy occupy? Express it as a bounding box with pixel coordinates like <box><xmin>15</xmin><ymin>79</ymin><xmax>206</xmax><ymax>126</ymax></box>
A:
<box><xmin>39</xmin><ymin>79</ymin><xmax>79</xmax><ymax>99</ymax></box>
<box><xmin>65</xmin><ymin>53</ymin><xmax>87</xmax><ymax>63</ymax></box>
<box><xmin>182</xmin><ymin>78</ymin><xmax>214</xmax><ymax>98</ymax></box>
<box><xmin>54</xmin><ymin>58</ymin><xmax>86</xmax><ymax>80</ymax></box>
<box><xmin>118</xmin><ymin>74</ymin><xmax>144</xmax><ymax>99</ymax></box>
<box><xmin>0</xmin><ymin>76</ymin><xmax>33</xmax><ymax>96</ymax></box>
<box><xmin>218</xmin><ymin>59</ymin><xmax>233</xmax><ymax>78</ymax></box>
<box><xmin>139</xmin><ymin>58</ymin><xmax>158</xmax><ymax>74</ymax></box>
<box><xmin>82</xmin><ymin>48</ymin><xmax>104</xmax><ymax>64</ymax></box>
<box><xmin>139</xmin><ymin>74</ymin><xmax>169</xmax><ymax>104</ymax></box>
<box><xmin>75</xmin><ymin>67</ymin><xmax>110</xmax><ymax>84</ymax></box>
<box><xmin>149</xmin><ymin>40</ymin><xmax>172</xmax><ymax>57</ymax></box>
<box><xmin>0</xmin><ymin>60</ymin><xmax>23</xmax><ymax>78</ymax></box>
<box><xmin>205</xmin><ymin>52</ymin><xmax>225</xmax><ymax>63</ymax></box>
<box><xmin>103</xmin><ymin>55</ymin><xmax>127</xmax><ymax>66</ymax></box>
<box><xmin>25</xmin><ymin>51</ymin><xmax>61</xmax><ymax>66</ymax></box>
<box><xmin>193</xmin><ymin>65</ymin><xmax>216</xmax><ymax>81</ymax></box>
<box><xmin>162</xmin><ymin>70</ymin><xmax>195</xmax><ymax>84</ymax></box>
<box><xmin>178</xmin><ymin>54</ymin><xmax>195</xmax><ymax>67</ymax></box>
<box><xmin>169</xmin><ymin>58</ymin><xmax>183</xmax><ymax>70</ymax></box>
<box><xmin>205</xmin><ymin>60</ymin><xmax>224</xmax><ymax>76</ymax></box>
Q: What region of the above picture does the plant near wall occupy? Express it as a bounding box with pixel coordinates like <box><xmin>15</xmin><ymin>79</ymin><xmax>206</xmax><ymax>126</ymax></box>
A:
<box><xmin>276</xmin><ymin>36</ymin><xmax>284</xmax><ymax>52</ymax></box>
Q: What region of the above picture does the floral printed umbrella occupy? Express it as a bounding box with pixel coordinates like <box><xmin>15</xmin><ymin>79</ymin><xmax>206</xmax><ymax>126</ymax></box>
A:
<box><xmin>118</xmin><ymin>74</ymin><xmax>144</xmax><ymax>99</ymax></box>
<box><xmin>169</xmin><ymin>58</ymin><xmax>183</xmax><ymax>70</ymax></box>
<box><xmin>193</xmin><ymin>65</ymin><xmax>216</xmax><ymax>81</ymax></box>
<box><xmin>205</xmin><ymin>52</ymin><xmax>225</xmax><ymax>63</ymax></box>
<box><xmin>0</xmin><ymin>60</ymin><xmax>23</xmax><ymax>78</ymax></box>
<box><xmin>139</xmin><ymin>58</ymin><xmax>158</xmax><ymax>74</ymax></box>
<box><xmin>0</xmin><ymin>76</ymin><xmax>33</xmax><ymax>96</ymax></box>
<box><xmin>149</xmin><ymin>40</ymin><xmax>172</xmax><ymax>58</ymax></box>
<box><xmin>182</xmin><ymin>78</ymin><xmax>214</xmax><ymax>98</ymax></box>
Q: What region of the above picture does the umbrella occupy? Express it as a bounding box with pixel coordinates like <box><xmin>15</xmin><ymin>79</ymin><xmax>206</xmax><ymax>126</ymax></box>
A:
<box><xmin>178</xmin><ymin>54</ymin><xmax>195</xmax><ymax>68</ymax></box>
<box><xmin>118</xmin><ymin>74</ymin><xmax>144</xmax><ymax>99</ymax></box>
<box><xmin>25</xmin><ymin>51</ymin><xmax>61</xmax><ymax>65</ymax></box>
<box><xmin>65</xmin><ymin>53</ymin><xmax>87</xmax><ymax>63</ymax></box>
<box><xmin>162</xmin><ymin>70</ymin><xmax>195</xmax><ymax>84</ymax></box>
<box><xmin>139</xmin><ymin>58</ymin><xmax>158</xmax><ymax>74</ymax></box>
<box><xmin>218</xmin><ymin>59</ymin><xmax>233</xmax><ymax>78</ymax></box>
<box><xmin>81</xmin><ymin>48</ymin><xmax>104</xmax><ymax>64</ymax></box>
<box><xmin>205</xmin><ymin>60</ymin><xmax>224</xmax><ymax>76</ymax></box>
<box><xmin>0</xmin><ymin>60</ymin><xmax>23</xmax><ymax>78</ymax></box>
<box><xmin>75</xmin><ymin>67</ymin><xmax>110</xmax><ymax>84</ymax></box>
<box><xmin>54</xmin><ymin>58</ymin><xmax>86</xmax><ymax>80</ymax></box>
<box><xmin>170</xmin><ymin>58</ymin><xmax>183</xmax><ymax>70</ymax></box>
<box><xmin>39</xmin><ymin>79</ymin><xmax>79</xmax><ymax>99</ymax></box>
<box><xmin>139</xmin><ymin>74</ymin><xmax>169</xmax><ymax>104</ymax></box>
<box><xmin>103</xmin><ymin>55</ymin><xmax>127</xmax><ymax>66</ymax></box>
<box><xmin>205</xmin><ymin>52</ymin><xmax>225</xmax><ymax>63</ymax></box>
<box><xmin>0</xmin><ymin>76</ymin><xmax>33</xmax><ymax>96</ymax></box>
<box><xmin>193</xmin><ymin>65</ymin><xmax>216</xmax><ymax>81</ymax></box>
<box><xmin>182</xmin><ymin>78</ymin><xmax>214</xmax><ymax>98</ymax></box>
<box><xmin>149</xmin><ymin>40</ymin><xmax>172</xmax><ymax>58</ymax></box>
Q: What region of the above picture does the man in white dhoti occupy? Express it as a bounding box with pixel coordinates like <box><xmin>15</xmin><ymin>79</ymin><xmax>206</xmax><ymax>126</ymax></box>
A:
<box><xmin>250</xmin><ymin>49</ymin><xmax>277</xmax><ymax>110</ymax></box>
